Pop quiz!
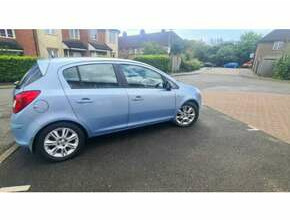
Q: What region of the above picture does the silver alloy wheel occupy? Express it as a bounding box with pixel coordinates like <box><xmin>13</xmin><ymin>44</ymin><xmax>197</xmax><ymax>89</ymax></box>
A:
<box><xmin>44</xmin><ymin>127</ymin><xmax>79</xmax><ymax>158</ymax></box>
<box><xmin>175</xmin><ymin>105</ymin><xmax>196</xmax><ymax>126</ymax></box>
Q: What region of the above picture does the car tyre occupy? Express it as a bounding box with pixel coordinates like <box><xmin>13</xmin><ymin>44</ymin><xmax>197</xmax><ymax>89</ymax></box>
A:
<box><xmin>174</xmin><ymin>101</ymin><xmax>199</xmax><ymax>127</ymax></box>
<box><xmin>35</xmin><ymin>122</ymin><xmax>85</xmax><ymax>162</ymax></box>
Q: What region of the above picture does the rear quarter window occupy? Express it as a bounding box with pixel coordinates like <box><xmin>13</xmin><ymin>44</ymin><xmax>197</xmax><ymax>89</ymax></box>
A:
<box><xmin>18</xmin><ymin>64</ymin><xmax>43</xmax><ymax>88</ymax></box>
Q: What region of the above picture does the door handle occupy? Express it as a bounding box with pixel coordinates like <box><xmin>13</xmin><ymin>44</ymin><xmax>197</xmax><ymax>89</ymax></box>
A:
<box><xmin>132</xmin><ymin>96</ymin><xmax>144</xmax><ymax>101</ymax></box>
<box><xmin>76</xmin><ymin>98</ymin><xmax>93</xmax><ymax>104</ymax></box>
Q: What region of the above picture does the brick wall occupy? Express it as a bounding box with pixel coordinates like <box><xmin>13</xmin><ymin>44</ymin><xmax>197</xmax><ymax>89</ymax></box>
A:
<box><xmin>15</xmin><ymin>30</ymin><xmax>38</xmax><ymax>56</ymax></box>
<box><xmin>61</xmin><ymin>29</ymin><xmax>69</xmax><ymax>41</ymax></box>
<box><xmin>97</xmin><ymin>30</ymin><xmax>106</xmax><ymax>43</ymax></box>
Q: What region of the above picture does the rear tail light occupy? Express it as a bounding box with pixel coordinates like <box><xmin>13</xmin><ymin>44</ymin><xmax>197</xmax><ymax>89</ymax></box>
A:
<box><xmin>13</xmin><ymin>90</ymin><xmax>41</xmax><ymax>113</ymax></box>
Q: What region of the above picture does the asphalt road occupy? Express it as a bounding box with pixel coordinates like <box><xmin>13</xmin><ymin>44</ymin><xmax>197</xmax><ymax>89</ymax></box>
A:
<box><xmin>1</xmin><ymin>106</ymin><xmax>290</xmax><ymax>192</ymax></box>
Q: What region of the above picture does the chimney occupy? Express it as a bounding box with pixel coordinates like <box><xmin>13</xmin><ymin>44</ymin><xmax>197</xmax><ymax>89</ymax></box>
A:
<box><xmin>140</xmin><ymin>29</ymin><xmax>145</xmax><ymax>36</ymax></box>
<box><xmin>122</xmin><ymin>31</ymin><xmax>127</xmax><ymax>37</ymax></box>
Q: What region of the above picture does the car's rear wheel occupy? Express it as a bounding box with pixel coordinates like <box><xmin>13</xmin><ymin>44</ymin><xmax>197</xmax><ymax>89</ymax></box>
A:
<box><xmin>35</xmin><ymin>122</ymin><xmax>85</xmax><ymax>162</ymax></box>
<box><xmin>174</xmin><ymin>102</ymin><xmax>199</xmax><ymax>127</ymax></box>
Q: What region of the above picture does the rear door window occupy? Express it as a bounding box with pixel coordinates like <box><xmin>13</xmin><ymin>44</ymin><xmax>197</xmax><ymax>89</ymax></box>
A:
<box><xmin>63</xmin><ymin>63</ymin><xmax>119</xmax><ymax>89</ymax></box>
<box><xmin>18</xmin><ymin>64</ymin><xmax>43</xmax><ymax>88</ymax></box>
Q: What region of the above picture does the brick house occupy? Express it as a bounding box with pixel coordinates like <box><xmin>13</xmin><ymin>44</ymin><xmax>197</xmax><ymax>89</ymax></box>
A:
<box><xmin>0</xmin><ymin>29</ymin><xmax>120</xmax><ymax>58</ymax></box>
<box><xmin>118</xmin><ymin>30</ymin><xmax>182</xmax><ymax>58</ymax></box>
<box><xmin>62</xmin><ymin>29</ymin><xmax>119</xmax><ymax>57</ymax></box>
<box><xmin>35</xmin><ymin>29</ymin><xmax>64</xmax><ymax>58</ymax></box>
<box><xmin>253</xmin><ymin>29</ymin><xmax>290</xmax><ymax>77</ymax></box>
<box><xmin>0</xmin><ymin>29</ymin><xmax>38</xmax><ymax>56</ymax></box>
<box><xmin>62</xmin><ymin>29</ymin><xmax>89</xmax><ymax>57</ymax></box>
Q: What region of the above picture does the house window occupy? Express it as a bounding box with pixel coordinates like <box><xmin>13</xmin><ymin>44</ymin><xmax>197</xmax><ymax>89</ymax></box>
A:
<box><xmin>44</xmin><ymin>29</ymin><xmax>56</xmax><ymax>35</ymax></box>
<box><xmin>90</xmin><ymin>30</ymin><xmax>98</xmax><ymax>41</ymax></box>
<box><xmin>273</xmin><ymin>41</ymin><xmax>284</xmax><ymax>50</ymax></box>
<box><xmin>47</xmin><ymin>48</ymin><xmax>59</xmax><ymax>58</ymax></box>
<box><xmin>69</xmin><ymin>29</ymin><xmax>80</xmax><ymax>40</ymax></box>
<box><xmin>0</xmin><ymin>29</ymin><xmax>15</xmax><ymax>38</ymax></box>
<box><xmin>109</xmin><ymin>32</ymin><xmax>116</xmax><ymax>44</ymax></box>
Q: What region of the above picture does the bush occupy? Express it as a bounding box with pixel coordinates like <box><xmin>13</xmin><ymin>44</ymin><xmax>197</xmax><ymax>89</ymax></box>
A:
<box><xmin>0</xmin><ymin>55</ymin><xmax>37</xmax><ymax>82</ymax></box>
<box><xmin>273</xmin><ymin>56</ymin><xmax>290</xmax><ymax>80</ymax></box>
<box><xmin>134</xmin><ymin>55</ymin><xmax>170</xmax><ymax>73</ymax></box>
<box><xmin>180</xmin><ymin>59</ymin><xmax>202</xmax><ymax>72</ymax></box>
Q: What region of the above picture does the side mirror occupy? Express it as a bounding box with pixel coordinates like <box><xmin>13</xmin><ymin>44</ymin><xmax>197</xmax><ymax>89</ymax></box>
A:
<box><xmin>164</xmin><ymin>81</ymin><xmax>171</xmax><ymax>91</ymax></box>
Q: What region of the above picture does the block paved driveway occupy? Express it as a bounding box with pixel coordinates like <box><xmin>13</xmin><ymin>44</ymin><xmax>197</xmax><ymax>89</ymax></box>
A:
<box><xmin>0</xmin><ymin>68</ymin><xmax>290</xmax><ymax>192</ymax></box>
<box><xmin>176</xmin><ymin>68</ymin><xmax>290</xmax><ymax>144</ymax></box>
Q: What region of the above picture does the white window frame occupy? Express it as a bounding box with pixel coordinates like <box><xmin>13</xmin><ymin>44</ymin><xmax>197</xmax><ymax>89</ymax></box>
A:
<box><xmin>273</xmin><ymin>41</ymin><xmax>284</xmax><ymax>50</ymax></box>
<box><xmin>69</xmin><ymin>29</ymin><xmax>80</xmax><ymax>40</ymax></box>
<box><xmin>44</xmin><ymin>29</ymin><xmax>57</xmax><ymax>35</ymax></box>
<box><xmin>47</xmin><ymin>48</ymin><xmax>59</xmax><ymax>58</ymax></box>
<box><xmin>0</xmin><ymin>29</ymin><xmax>15</xmax><ymax>38</ymax></box>
<box><xmin>90</xmin><ymin>30</ymin><xmax>98</xmax><ymax>41</ymax></box>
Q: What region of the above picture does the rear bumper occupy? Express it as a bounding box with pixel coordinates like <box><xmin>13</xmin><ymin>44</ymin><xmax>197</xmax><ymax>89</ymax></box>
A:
<box><xmin>10</xmin><ymin>121</ymin><xmax>32</xmax><ymax>150</ymax></box>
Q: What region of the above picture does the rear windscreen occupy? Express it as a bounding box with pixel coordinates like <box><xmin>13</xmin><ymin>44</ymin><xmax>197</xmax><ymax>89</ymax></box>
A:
<box><xmin>18</xmin><ymin>64</ymin><xmax>43</xmax><ymax>88</ymax></box>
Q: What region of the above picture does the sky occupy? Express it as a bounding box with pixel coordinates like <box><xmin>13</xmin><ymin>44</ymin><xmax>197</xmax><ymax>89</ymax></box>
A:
<box><xmin>122</xmin><ymin>29</ymin><xmax>271</xmax><ymax>43</ymax></box>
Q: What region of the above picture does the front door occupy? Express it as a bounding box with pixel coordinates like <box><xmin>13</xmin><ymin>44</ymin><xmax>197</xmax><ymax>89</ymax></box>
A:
<box><xmin>119</xmin><ymin>64</ymin><xmax>175</xmax><ymax>126</ymax></box>
<box><xmin>61</xmin><ymin>63</ymin><xmax>128</xmax><ymax>135</ymax></box>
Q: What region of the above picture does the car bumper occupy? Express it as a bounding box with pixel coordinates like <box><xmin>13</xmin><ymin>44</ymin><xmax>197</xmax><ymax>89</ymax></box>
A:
<box><xmin>10</xmin><ymin>121</ymin><xmax>33</xmax><ymax>150</ymax></box>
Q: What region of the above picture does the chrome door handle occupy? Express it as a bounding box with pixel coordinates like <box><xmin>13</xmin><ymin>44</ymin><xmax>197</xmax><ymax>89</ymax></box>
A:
<box><xmin>76</xmin><ymin>98</ymin><xmax>93</xmax><ymax>104</ymax></box>
<box><xmin>132</xmin><ymin>96</ymin><xmax>144</xmax><ymax>101</ymax></box>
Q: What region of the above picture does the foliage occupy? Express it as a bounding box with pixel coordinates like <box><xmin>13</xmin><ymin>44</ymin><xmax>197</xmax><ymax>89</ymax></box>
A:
<box><xmin>273</xmin><ymin>56</ymin><xmax>290</xmax><ymax>80</ymax></box>
<box><xmin>170</xmin><ymin>39</ymin><xmax>185</xmax><ymax>55</ymax></box>
<box><xmin>142</xmin><ymin>42</ymin><xmax>167</xmax><ymax>55</ymax></box>
<box><xmin>236</xmin><ymin>32</ymin><xmax>262</xmax><ymax>65</ymax></box>
<box><xmin>183</xmin><ymin>40</ymin><xmax>210</xmax><ymax>62</ymax></box>
<box><xmin>134</xmin><ymin>55</ymin><xmax>170</xmax><ymax>72</ymax></box>
<box><xmin>0</xmin><ymin>55</ymin><xmax>37</xmax><ymax>82</ymax></box>
<box><xmin>180</xmin><ymin>59</ymin><xmax>202</xmax><ymax>72</ymax></box>
<box><xmin>181</xmin><ymin>31</ymin><xmax>262</xmax><ymax>66</ymax></box>
<box><xmin>214</xmin><ymin>43</ymin><xmax>239</xmax><ymax>66</ymax></box>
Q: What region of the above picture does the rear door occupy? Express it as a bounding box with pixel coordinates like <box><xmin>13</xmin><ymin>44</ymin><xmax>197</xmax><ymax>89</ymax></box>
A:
<box><xmin>118</xmin><ymin>64</ymin><xmax>176</xmax><ymax>126</ymax></box>
<box><xmin>60</xmin><ymin>62</ymin><xmax>129</xmax><ymax>135</ymax></box>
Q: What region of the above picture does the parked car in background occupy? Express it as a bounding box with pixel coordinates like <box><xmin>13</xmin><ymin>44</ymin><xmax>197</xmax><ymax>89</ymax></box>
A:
<box><xmin>11</xmin><ymin>58</ymin><xmax>202</xmax><ymax>162</ymax></box>
<box><xmin>204</xmin><ymin>62</ymin><xmax>216</xmax><ymax>67</ymax></box>
<box><xmin>223</xmin><ymin>62</ymin><xmax>239</xmax><ymax>68</ymax></box>
<box><xmin>242</xmin><ymin>60</ymin><xmax>253</xmax><ymax>68</ymax></box>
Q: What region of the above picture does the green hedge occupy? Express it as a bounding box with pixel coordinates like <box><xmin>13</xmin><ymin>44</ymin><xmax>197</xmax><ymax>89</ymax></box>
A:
<box><xmin>273</xmin><ymin>56</ymin><xmax>290</xmax><ymax>80</ymax></box>
<box><xmin>134</xmin><ymin>55</ymin><xmax>170</xmax><ymax>73</ymax></box>
<box><xmin>180</xmin><ymin>59</ymin><xmax>202</xmax><ymax>72</ymax></box>
<box><xmin>0</xmin><ymin>55</ymin><xmax>37</xmax><ymax>82</ymax></box>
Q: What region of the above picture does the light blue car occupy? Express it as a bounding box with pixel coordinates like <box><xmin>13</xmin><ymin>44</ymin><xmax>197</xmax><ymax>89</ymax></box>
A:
<box><xmin>11</xmin><ymin>58</ymin><xmax>202</xmax><ymax>161</ymax></box>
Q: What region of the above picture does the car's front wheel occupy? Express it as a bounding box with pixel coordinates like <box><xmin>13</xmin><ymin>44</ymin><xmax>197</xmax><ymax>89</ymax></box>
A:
<box><xmin>35</xmin><ymin>122</ymin><xmax>85</xmax><ymax>162</ymax></box>
<box><xmin>174</xmin><ymin>102</ymin><xmax>199</xmax><ymax>127</ymax></box>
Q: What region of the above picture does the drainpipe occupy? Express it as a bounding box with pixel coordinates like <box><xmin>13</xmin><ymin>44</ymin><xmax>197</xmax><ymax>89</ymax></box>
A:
<box><xmin>32</xmin><ymin>29</ymin><xmax>40</xmax><ymax>57</ymax></box>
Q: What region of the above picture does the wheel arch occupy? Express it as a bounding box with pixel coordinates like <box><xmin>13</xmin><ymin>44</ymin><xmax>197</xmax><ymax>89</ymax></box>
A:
<box><xmin>181</xmin><ymin>99</ymin><xmax>200</xmax><ymax>110</ymax></box>
<box><xmin>31</xmin><ymin>120</ymin><xmax>89</xmax><ymax>153</ymax></box>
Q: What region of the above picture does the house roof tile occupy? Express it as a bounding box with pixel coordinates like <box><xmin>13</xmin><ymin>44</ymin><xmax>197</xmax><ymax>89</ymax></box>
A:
<box><xmin>260</xmin><ymin>29</ymin><xmax>290</xmax><ymax>42</ymax></box>
<box><xmin>118</xmin><ymin>31</ymin><xmax>182</xmax><ymax>50</ymax></box>
<box><xmin>89</xmin><ymin>41</ymin><xmax>112</xmax><ymax>51</ymax></box>
<box><xmin>63</xmin><ymin>40</ymin><xmax>87</xmax><ymax>50</ymax></box>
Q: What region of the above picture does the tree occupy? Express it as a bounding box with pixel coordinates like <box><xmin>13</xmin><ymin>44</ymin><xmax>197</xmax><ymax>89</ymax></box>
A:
<box><xmin>182</xmin><ymin>40</ymin><xmax>210</xmax><ymax>61</ymax></box>
<box><xmin>142</xmin><ymin>42</ymin><xmax>167</xmax><ymax>55</ymax></box>
<box><xmin>214</xmin><ymin>43</ymin><xmax>238</xmax><ymax>66</ymax></box>
<box><xmin>170</xmin><ymin>39</ymin><xmax>185</xmax><ymax>55</ymax></box>
<box><xmin>236</xmin><ymin>32</ymin><xmax>262</xmax><ymax>64</ymax></box>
